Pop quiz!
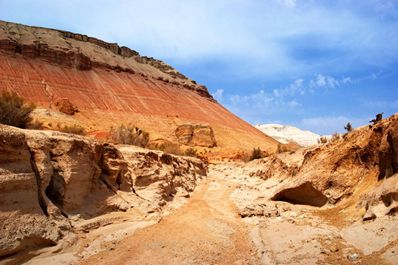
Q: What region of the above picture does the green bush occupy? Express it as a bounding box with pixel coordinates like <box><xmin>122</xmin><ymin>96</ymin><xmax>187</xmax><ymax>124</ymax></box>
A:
<box><xmin>0</xmin><ymin>91</ymin><xmax>35</xmax><ymax>128</ymax></box>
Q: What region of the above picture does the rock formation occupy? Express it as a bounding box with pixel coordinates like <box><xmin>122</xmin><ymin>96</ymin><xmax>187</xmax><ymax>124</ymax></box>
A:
<box><xmin>175</xmin><ymin>124</ymin><xmax>217</xmax><ymax>148</ymax></box>
<box><xmin>249</xmin><ymin>114</ymin><xmax>398</xmax><ymax>216</ymax></box>
<box><xmin>0</xmin><ymin>20</ymin><xmax>278</xmax><ymax>159</ymax></box>
<box><xmin>0</xmin><ymin>124</ymin><xmax>206</xmax><ymax>258</ymax></box>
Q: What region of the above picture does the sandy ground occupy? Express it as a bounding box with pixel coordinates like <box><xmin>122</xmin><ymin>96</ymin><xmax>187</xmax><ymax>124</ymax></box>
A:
<box><xmin>4</xmin><ymin>163</ymin><xmax>398</xmax><ymax>265</ymax></box>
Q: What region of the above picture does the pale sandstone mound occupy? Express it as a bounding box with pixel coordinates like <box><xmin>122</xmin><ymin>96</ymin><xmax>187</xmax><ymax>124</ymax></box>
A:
<box><xmin>255</xmin><ymin>123</ymin><xmax>323</xmax><ymax>147</ymax></box>
<box><xmin>0</xmin><ymin>124</ymin><xmax>206</xmax><ymax>258</ymax></box>
<box><xmin>0</xmin><ymin>20</ymin><xmax>278</xmax><ymax>158</ymax></box>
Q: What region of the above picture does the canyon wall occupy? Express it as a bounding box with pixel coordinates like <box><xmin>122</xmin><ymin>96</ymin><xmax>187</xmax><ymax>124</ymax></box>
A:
<box><xmin>0</xmin><ymin>124</ymin><xmax>207</xmax><ymax>258</ymax></box>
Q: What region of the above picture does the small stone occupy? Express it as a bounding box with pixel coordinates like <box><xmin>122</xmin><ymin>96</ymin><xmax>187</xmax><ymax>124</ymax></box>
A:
<box><xmin>347</xmin><ymin>253</ymin><xmax>359</xmax><ymax>262</ymax></box>
<box><xmin>330</xmin><ymin>245</ymin><xmax>339</xmax><ymax>253</ymax></box>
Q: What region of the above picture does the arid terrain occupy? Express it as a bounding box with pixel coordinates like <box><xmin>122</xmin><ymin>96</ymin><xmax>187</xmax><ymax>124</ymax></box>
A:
<box><xmin>0</xmin><ymin>21</ymin><xmax>397</xmax><ymax>265</ymax></box>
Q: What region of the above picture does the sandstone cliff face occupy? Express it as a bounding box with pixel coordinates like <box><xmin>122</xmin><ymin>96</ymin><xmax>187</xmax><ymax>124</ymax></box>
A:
<box><xmin>0</xmin><ymin>20</ymin><xmax>278</xmax><ymax>158</ymax></box>
<box><xmin>0</xmin><ymin>124</ymin><xmax>206</xmax><ymax>258</ymax></box>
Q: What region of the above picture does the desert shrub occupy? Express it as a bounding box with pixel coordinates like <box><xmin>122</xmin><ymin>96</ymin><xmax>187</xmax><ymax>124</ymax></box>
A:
<box><xmin>0</xmin><ymin>91</ymin><xmax>35</xmax><ymax>128</ymax></box>
<box><xmin>250</xmin><ymin>147</ymin><xmax>263</xmax><ymax>161</ymax></box>
<box><xmin>59</xmin><ymin>124</ymin><xmax>85</xmax><ymax>135</ymax></box>
<box><xmin>110</xmin><ymin>124</ymin><xmax>149</xmax><ymax>147</ymax></box>
<box><xmin>317</xmin><ymin>136</ymin><xmax>328</xmax><ymax>144</ymax></box>
<box><xmin>344</xmin><ymin>122</ymin><xmax>353</xmax><ymax>132</ymax></box>
<box><xmin>184</xmin><ymin>147</ymin><xmax>198</xmax><ymax>157</ymax></box>
<box><xmin>277</xmin><ymin>143</ymin><xmax>289</xmax><ymax>153</ymax></box>
<box><xmin>370</xmin><ymin>112</ymin><xmax>384</xmax><ymax>125</ymax></box>
<box><xmin>331</xmin><ymin>133</ymin><xmax>341</xmax><ymax>142</ymax></box>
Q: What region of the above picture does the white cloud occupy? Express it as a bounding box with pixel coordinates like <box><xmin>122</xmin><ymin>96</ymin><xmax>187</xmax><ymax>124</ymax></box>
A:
<box><xmin>229</xmin><ymin>90</ymin><xmax>275</xmax><ymax>106</ymax></box>
<box><xmin>273</xmin><ymin>78</ymin><xmax>305</xmax><ymax>97</ymax></box>
<box><xmin>278</xmin><ymin>0</ymin><xmax>297</xmax><ymax>8</ymax></box>
<box><xmin>273</xmin><ymin>74</ymin><xmax>351</xmax><ymax>97</ymax></box>
<box><xmin>309</xmin><ymin>74</ymin><xmax>339</xmax><ymax>89</ymax></box>
<box><xmin>212</xmin><ymin>89</ymin><xmax>224</xmax><ymax>101</ymax></box>
<box><xmin>2</xmin><ymin>0</ymin><xmax>398</xmax><ymax>78</ymax></box>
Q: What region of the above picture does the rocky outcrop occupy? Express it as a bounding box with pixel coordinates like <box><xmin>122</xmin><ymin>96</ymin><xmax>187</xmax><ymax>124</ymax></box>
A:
<box><xmin>175</xmin><ymin>124</ymin><xmax>217</xmax><ymax>148</ymax></box>
<box><xmin>359</xmin><ymin>174</ymin><xmax>398</xmax><ymax>220</ymax></box>
<box><xmin>54</xmin><ymin>98</ymin><xmax>79</xmax><ymax>115</ymax></box>
<box><xmin>0</xmin><ymin>39</ymin><xmax>93</xmax><ymax>70</ymax></box>
<box><xmin>262</xmin><ymin>114</ymin><xmax>398</xmax><ymax>208</ymax></box>
<box><xmin>0</xmin><ymin>124</ymin><xmax>207</xmax><ymax>258</ymax></box>
<box><xmin>59</xmin><ymin>30</ymin><xmax>139</xmax><ymax>58</ymax></box>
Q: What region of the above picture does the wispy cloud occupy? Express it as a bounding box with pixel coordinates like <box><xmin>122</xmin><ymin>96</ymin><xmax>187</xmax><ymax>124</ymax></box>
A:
<box><xmin>299</xmin><ymin>116</ymin><xmax>368</xmax><ymax>134</ymax></box>
<box><xmin>215</xmin><ymin>73</ymin><xmax>351</xmax><ymax>124</ymax></box>
<box><xmin>2</xmin><ymin>0</ymin><xmax>398</xmax><ymax>78</ymax></box>
<box><xmin>273</xmin><ymin>74</ymin><xmax>351</xmax><ymax>98</ymax></box>
<box><xmin>213</xmin><ymin>89</ymin><xmax>224</xmax><ymax>102</ymax></box>
<box><xmin>277</xmin><ymin>0</ymin><xmax>297</xmax><ymax>8</ymax></box>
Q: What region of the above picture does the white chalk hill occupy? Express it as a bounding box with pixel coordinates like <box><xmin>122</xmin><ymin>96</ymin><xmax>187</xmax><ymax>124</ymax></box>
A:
<box><xmin>255</xmin><ymin>124</ymin><xmax>323</xmax><ymax>147</ymax></box>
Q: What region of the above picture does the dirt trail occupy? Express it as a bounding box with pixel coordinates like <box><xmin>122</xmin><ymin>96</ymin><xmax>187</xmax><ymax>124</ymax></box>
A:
<box><xmin>80</xmin><ymin>165</ymin><xmax>260</xmax><ymax>265</ymax></box>
<box><xmin>16</xmin><ymin>163</ymin><xmax>397</xmax><ymax>265</ymax></box>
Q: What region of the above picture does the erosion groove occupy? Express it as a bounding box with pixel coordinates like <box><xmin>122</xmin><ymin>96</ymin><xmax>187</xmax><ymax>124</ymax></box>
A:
<box><xmin>28</xmin><ymin>147</ymin><xmax>49</xmax><ymax>217</ymax></box>
<box><xmin>272</xmin><ymin>182</ymin><xmax>328</xmax><ymax>207</ymax></box>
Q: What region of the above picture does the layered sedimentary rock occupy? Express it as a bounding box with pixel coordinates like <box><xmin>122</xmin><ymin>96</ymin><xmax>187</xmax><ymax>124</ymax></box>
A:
<box><xmin>0</xmin><ymin>20</ymin><xmax>278</xmax><ymax>158</ymax></box>
<box><xmin>0</xmin><ymin>124</ymin><xmax>207</xmax><ymax>258</ymax></box>
<box><xmin>175</xmin><ymin>124</ymin><xmax>217</xmax><ymax>148</ymax></box>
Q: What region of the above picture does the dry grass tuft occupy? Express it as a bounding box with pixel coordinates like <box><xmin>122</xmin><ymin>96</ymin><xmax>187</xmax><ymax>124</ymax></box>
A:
<box><xmin>0</xmin><ymin>91</ymin><xmax>35</xmax><ymax>128</ymax></box>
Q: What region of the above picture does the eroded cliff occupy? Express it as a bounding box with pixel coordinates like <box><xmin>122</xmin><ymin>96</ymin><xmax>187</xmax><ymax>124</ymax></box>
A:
<box><xmin>0</xmin><ymin>124</ymin><xmax>207</xmax><ymax>259</ymax></box>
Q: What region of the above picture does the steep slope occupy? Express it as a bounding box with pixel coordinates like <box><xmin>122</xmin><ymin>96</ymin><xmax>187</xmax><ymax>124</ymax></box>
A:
<box><xmin>0</xmin><ymin>20</ymin><xmax>278</xmax><ymax>158</ymax></box>
<box><xmin>255</xmin><ymin>123</ymin><xmax>323</xmax><ymax>147</ymax></box>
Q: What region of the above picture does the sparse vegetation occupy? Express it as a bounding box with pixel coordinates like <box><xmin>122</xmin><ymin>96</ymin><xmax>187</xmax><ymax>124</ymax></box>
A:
<box><xmin>331</xmin><ymin>133</ymin><xmax>341</xmax><ymax>142</ymax></box>
<box><xmin>277</xmin><ymin>143</ymin><xmax>289</xmax><ymax>153</ymax></box>
<box><xmin>370</xmin><ymin>112</ymin><xmax>384</xmax><ymax>125</ymax></box>
<box><xmin>109</xmin><ymin>124</ymin><xmax>149</xmax><ymax>147</ymax></box>
<box><xmin>184</xmin><ymin>147</ymin><xmax>198</xmax><ymax>157</ymax></box>
<box><xmin>250</xmin><ymin>147</ymin><xmax>263</xmax><ymax>160</ymax></box>
<box><xmin>58</xmin><ymin>124</ymin><xmax>86</xmax><ymax>135</ymax></box>
<box><xmin>317</xmin><ymin>136</ymin><xmax>328</xmax><ymax>144</ymax></box>
<box><xmin>344</xmin><ymin>122</ymin><xmax>353</xmax><ymax>132</ymax></box>
<box><xmin>0</xmin><ymin>91</ymin><xmax>35</xmax><ymax>128</ymax></box>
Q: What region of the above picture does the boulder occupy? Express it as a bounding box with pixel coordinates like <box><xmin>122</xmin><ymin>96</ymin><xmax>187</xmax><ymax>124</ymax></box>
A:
<box><xmin>175</xmin><ymin>124</ymin><xmax>217</xmax><ymax>148</ymax></box>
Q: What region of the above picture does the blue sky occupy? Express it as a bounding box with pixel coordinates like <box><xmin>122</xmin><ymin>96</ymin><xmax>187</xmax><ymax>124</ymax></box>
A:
<box><xmin>1</xmin><ymin>0</ymin><xmax>397</xmax><ymax>134</ymax></box>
